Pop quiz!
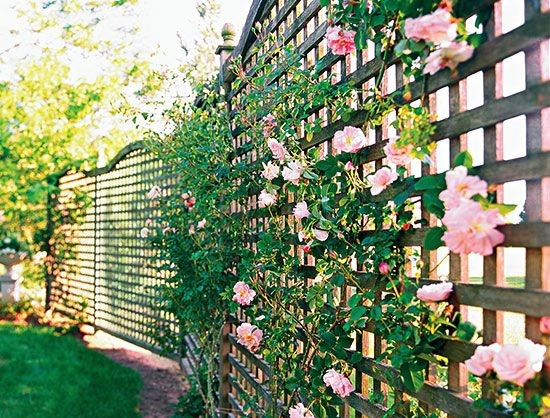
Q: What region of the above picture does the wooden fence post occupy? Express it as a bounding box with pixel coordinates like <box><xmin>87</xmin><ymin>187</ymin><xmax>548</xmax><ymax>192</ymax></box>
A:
<box><xmin>218</xmin><ymin>318</ymin><xmax>231</xmax><ymax>418</ymax></box>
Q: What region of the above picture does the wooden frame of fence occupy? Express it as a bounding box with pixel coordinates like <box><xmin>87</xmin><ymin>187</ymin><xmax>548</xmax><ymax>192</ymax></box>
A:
<box><xmin>218</xmin><ymin>0</ymin><xmax>550</xmax><ymax>416</ymax></box>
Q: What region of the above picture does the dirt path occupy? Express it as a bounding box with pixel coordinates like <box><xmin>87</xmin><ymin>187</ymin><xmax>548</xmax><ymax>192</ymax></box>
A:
<box><xmin>84</xmin><ymin>330</ymin><xmax>187</xmax><ymax>418</ymax></box>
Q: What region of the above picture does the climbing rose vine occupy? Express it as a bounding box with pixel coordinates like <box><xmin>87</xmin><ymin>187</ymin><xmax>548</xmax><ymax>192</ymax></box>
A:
<box><xmin>147</xmin><ymin>1</ymin><xmax>549</xmax><ymax>417</ymax></box>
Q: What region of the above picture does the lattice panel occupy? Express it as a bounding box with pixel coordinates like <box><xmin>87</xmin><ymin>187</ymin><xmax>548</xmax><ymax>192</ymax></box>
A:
<box><xmin>48</xmin><ymin>143</ymin><xmax>179</xmax><ymax>352</ymax></box>
<box><xmin>220</xmin><ymin>0</ymin><xmax>550</xmax><ymax>416</ymax></box>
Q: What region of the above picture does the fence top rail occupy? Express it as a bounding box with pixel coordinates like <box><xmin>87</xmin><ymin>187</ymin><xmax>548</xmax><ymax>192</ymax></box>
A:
<box><xmin>54</xmin><ymin>141</ymin><xmax>150</xmax><ymax>182</ymax></box>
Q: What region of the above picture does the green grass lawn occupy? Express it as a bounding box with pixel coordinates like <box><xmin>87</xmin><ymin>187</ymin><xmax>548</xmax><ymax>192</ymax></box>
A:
<box><xmin>0</xmin><ymin>323</ymin><xmax>142</xmax><ymax>418</ymax></box>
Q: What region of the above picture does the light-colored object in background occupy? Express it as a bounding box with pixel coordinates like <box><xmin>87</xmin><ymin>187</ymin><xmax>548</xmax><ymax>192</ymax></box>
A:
<box><xmin>0</xmin><ymin>252</ymin><xmax>26</xmax><ymax>302</ymax></box>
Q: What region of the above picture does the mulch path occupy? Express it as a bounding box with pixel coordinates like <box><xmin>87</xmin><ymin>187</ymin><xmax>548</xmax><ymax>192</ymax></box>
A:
<box><xmin>84</xmin><ymin>330</ymin><xmax>187</xmax><ymax>418</ymax></box>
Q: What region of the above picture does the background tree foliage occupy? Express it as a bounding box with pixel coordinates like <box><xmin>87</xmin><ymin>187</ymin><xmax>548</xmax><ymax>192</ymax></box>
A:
<box><xmin>0</xmin><ymin>0</ymin><xmax>163</xmax><ymax>249</ymax></box>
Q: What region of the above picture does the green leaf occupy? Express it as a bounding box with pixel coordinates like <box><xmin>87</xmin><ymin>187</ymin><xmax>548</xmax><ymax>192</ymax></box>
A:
<box><xmin>482</xmin><ymin>202</ymin><xmax>517</xmax><ymax>216</ymax></box>
<box><xmin>414</xmin><ymin>175</ymin><xmax>445</xmax><ymax>191</ymax></box>
<box><xmin>347</xmin><ymin>293</ymin><xmax>362</xmax><ymax>308</ymax></box>
<box><xmin>422</xmin><ymin>190</ymin><xmax>445</xmax><ymax>218</ymax></box>
<box><xmin>400</xmin><ymin>363</ymin><xmax>425</xmax><ymax>393</ymax></box>
<box><xmin>456</xmin><ymin>321</ymin><xmax>478</xmax><ymax>342</ymax></box>
<box><xmin>423</xmin><ymin>226</ymin><xmax>444</xmax><ymax>250</ymax></box>
<box><xmin>453</xmin><ymin>151</ymin><xmax>473</xmax><ymax>168</ymax></box>
<box><xmin>350</xmin><ymin>306</ymin><xmax>367</xmax><ymax>321</ymax></box>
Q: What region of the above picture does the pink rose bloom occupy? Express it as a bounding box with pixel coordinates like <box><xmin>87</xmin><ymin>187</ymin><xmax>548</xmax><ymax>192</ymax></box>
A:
<box><xmin>323</xmin><ymin>369</ymin><xmax>354</xmax><ymax>397</ymax></box>
<box><xmin>416</xmin><ymin>281</ymin><xmax>453</xmax><ymax>302</ymax></box>
<box><xmin>313</xmin><ymin>229</ymin><xmax>329</xmax><ymax>242</ymax></box>
<box><xmin>282</xmin><ymin>161</ymin><xmax>303</xmax><ymax>185</ymax></box>
<box><xmin>289</xmin><ymin>403</ymin><xmax>315</xmax><ymax>418</ymax></box>
<box><xmin>492</xmin><ymin>339</ymin><xmax>547</xmax><ymax>386</ymax></box>
<box><xmin>185</xmin><ymin>197</ymin><xmax>196</xmax><ymax>209</ymax></box>
<box><xmin>439</xmin><ymin>166</ymin><xmax>488</xmax><ymax>209</ymax></box>
<box><xmin>367</xmin><ymin>167</ymin><xmax>398</xmax><ymax>196</ymax></box>
<box><xmin>188</xmin><ymin>225</ymin><xmax>195</xmax><ymax>234</ymax></box>
<box><xmin>145</xmin><ymin>218</ymin><xmax>153</xmax><ymax>227</ymax></box>
<box><xmin>293</xmin><ymin>201</ymin><xmax>310</xmax><ymax>220</ymax></box>
<box><xmin>465</xmin><ymin>343</ymin><xmax>501</xmax><ymax>376</ymax></box>
<box><xmin>140</xmin><ymin>227</ymin><xmax>149</xmax><ymax>238</ymax></box>
<box><xmin>236</xmin><ymin>322</ymin><xmax>263</xmax><ymax>352</ymax></box>
<box><xmin>404</xmin><ymin>9</ymin><xmax>457</xmax><ymax>44</ymax></box>
<box><xmin>267</xmin><ymin>138</ymin><xmax>287</xmax><ymax>162</ymax></box>
<box><xmin>197</xmin><ymin>219</ymin><xmax>207</xmax><ymax>229</ymax></box>
<box><xmin>540</xmin><ymin>317</ymin><xmax>550</xmax><ymax>334</ymax></box>
<box><xmin>181</xmin><ymin>192</ymin><xmax>190</xmax><ymax>200</ymax></box>
<box><xmin>147</xmin><ymin>185</ymin><xmax>161</xmax><ymax>199</ymax></box>
<box><xmin>333</xmin><ymin>126</ymin><xmax>368</xmax><ymax>153</ymax></box>
<box><xmin>378</xmin><ymin>261</ymin><xmax>390</xmax><ymax>275</ymax></box>
<box><xmin>163</xmin><ymin>226</ymin><xmax>176</xmax><ymax>235</ymax></box>
<box><xmin>442</xmin><ymin>200</ymin><xmax>505</xmax><ymax>256</ymax></box>
<box><xmin>258</xmin><ymin>189</ymin><xmax>277</xmax><ymax>207</ymax></box>
<box><xmin>261</xmin><ymin>161</ymin><xmax>279</xmax><ymax>180</ymax></box>
<box><xmin>232</xmin><ymin>281</ymin><xmax>256</xmax><ymax>306</ymax></box>
<box><xmin>326</xmin><ymin>26</ymin><xmax>356</xmax><ymax>55</ymax></box>
<box><xmin>262</xmin><ymin>114</ymin><xmax>277</xmax><ymax>137</ymax></box>
<box><xmin>383</xmin><ymin>137</ymin><xmax>413</xmax><ymax>166</ymax></box>
<box><xmin>423</xmin><ymin>41</ymin><xmax>474</xmax><ymax>75</ymax></box>
<box><xmin>344</xmin><ymin>161</ymin><xmax>355</xmax><ymax>171</ymax></box>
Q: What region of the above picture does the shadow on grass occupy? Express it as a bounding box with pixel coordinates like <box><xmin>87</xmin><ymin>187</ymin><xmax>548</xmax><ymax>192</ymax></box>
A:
<box><xmin>0</xmin><ymin>323</ymin><xmax>142</xmax><ymax>418</ymax></box>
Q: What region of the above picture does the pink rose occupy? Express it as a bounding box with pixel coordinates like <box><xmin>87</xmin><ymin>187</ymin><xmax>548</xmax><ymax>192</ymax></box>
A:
<box><xmin>492</xmin><ymin>339</ymin><xmax>547</xmax><ymax>386</ymax></box>
<box><xmin>323</xmin><ymin>369</ymin><xmax>354</xmax><ymax>397</ymax></box>
<box><xmin>145</xmin><ymin>218</ymin><xmax>153</xmax><ymax>227</ymax></box>
<box><xmin>313</xmin><ymin>228</ymin><xmax>329</xmax><ymax>242</ymax></box>
<box><xmin>540</xmin><ymin>317</ymin><xmax>550</xmax><ymax>334</ymax></box>
<box><xmin>232</xmin><ymin>281</ymin><xmax>256</xmax><ymax>306</ymax></box>
<box><xmin>423</xmin><ymin>41</ymin><xmax>474</xmax><ymax>75</ymax></box>
<box><xmin>162</xmin><ymin>226</ymin><xmax>176</xmax><ymax>235</ymax></box>
<box><xmin>140</xmin><ymin>227</ymin><xmax>149</xmax><ymax>238</ymax></box>
<box><xmin>442</xmin><ymin>200</ymin><xmax>505</xmax><ymax>256</ymax></box>
<box><xmin>289</xmin><ymin>403</ymin><xmax>315</xmax><ymax>418</ymax></box>
<box><xmin>367</xmin><ymin>167</ymin><xmax>398</xmax><ymax>195</ymax></box>
<box><xmin>293</xmin><ymin>201</ymin><xmax>310</xmax><ymax>220</ymax></box>
<box><xmin>181</xmin><ymin>192</ymin><xmax>190</xmax><ymax>200</ymax></box>
<box><xmin>383</xmin><ymin>137</ymin><xmax>413</xmax><ymax>166</ymax></box>
<box><xmin>258</xmin><ymin>189</ymin><xmax>277</xmax><ymax>207</ymax></box>
<box><xmin>262</xmin><ymin>114</ymin><xmax>277</xmax><ymax>137</ymax></box>
<box><xmin>416</xmin><ymin>281</ymin><xmax>453</xmax><ymax>302</ymax></box>
<box><xmin>188</xmin><ymin>224</ymin><xmax>195</xmax><ymax>234</ymax></box>
<box><xmin>438</xmin><ymin>166</ymin><xmax>487</xmax><ymax>209</ymax></box>
<box><xmin>378</xmin><ymin>261</ymin><xmax>390</xmax><ymax>275</ymax></box>
<box><xmin>197</xmin><ymin>219</ymin><xmax>207</xmax><ymax>229</ymax></box>
<box><xmin>465</xmin><ymin>344</ymin><xmax>501</xmax><ymax>376</ymax></box>
<box><xmin>261</xmin><ymin>161</ymin><xmax>279</xmax><ymax>180</ymax></box>
<box><xmin>185</xmin><ymin>197</ymin><xmax>196</xmax><ymax>209</ymax></box>
<box><xmin>282</xmin><ymin>160</ymin><xmax>303</xmax><ymax>185</ymax></box>
<box><xmin>326</xmin><ymin>26</ymin><xmax>356</xmax><ymax>55</ymax></box>
<box><xmin>147</xmin><ymin>185</ymin><xmax>161</xmax><ymax>199</ymax></box>
<box><xmin>333</xmin><ymin>126</ymin><xmax>368</xmax><ymax>153</ymax></box>
<box><xmin>236</xmin><ymin>322</ymin><xmax>263</xmax><ymax>352</ymax></box>
<box><xmin>344</xmin><ymin>161</ymin><xmax>355</xmax><ymax>171</ymax></box>
<box><xmin>404</xmin><ymin>9</ymin><xmax>457</xmax><ymax>44</ymax></box>
<box><xmin>267</xmin><ymin>138</ymin><xmax>287</xmax><ymax>162</ymax></box>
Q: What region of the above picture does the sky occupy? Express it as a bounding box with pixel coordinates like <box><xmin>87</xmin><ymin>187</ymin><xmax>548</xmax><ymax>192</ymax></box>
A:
<box><xmin>0</xmin><ymin>0</ymin><xmax>253</xmax><ymax>75</ymax></box>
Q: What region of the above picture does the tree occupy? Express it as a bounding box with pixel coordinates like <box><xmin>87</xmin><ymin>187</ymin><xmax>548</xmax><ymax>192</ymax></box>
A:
<box><xmin>0</xmin><ymin>0</ymin><xmax>161</xmax><ymax>247</ymax></box>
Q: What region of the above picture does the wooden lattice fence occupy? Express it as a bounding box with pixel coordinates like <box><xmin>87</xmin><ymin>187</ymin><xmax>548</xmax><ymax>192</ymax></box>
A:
<box><xmin>46</xmin><ymin>142</ymin><xmax>179</xmax><ymax>352</ymax></box>
<box><xmin>216</xmin><ymin>0</ymin><xmax>550</xmax><ymax>417</ymax></box>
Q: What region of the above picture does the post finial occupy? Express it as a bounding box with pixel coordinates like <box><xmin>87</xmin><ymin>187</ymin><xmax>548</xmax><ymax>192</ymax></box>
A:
<box><xmin>221</xmin><ymin>23</ymin><xmax>236</xmax><ymax>46</ymax></box>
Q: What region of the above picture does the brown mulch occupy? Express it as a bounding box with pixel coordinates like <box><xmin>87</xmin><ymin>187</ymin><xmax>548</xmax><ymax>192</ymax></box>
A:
<box><xmin>84</xmin><ymin>330</ymin><xmax>187</xmax><ymax>418</ymax></box>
